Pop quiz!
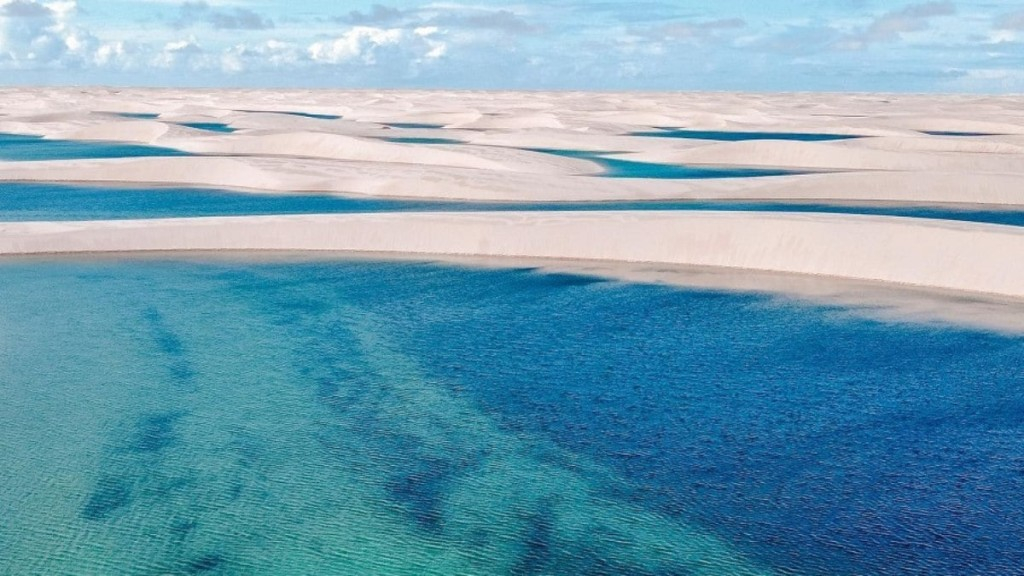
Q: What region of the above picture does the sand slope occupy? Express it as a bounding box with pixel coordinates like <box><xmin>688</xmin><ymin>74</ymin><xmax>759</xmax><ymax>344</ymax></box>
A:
<box><xmin>3</xmin><ymin>212</ymin><xmax>1023</xmax><ymax>299</ymax></box>
<box><xmin>2</xmin><ymin>88</ymin><xmax>1023</xmax><ymax>303</ymax></box>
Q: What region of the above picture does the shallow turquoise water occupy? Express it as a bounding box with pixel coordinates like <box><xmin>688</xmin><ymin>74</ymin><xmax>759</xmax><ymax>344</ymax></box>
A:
<box><xmin>530</xmin><ymin>148</ymin><xmax>807</xmax><ymax>179</ymax></box>
<box><xmin>0</xmin><ymin>133</ymin><xmax>190</xmax><ymax>161</ymax></box>
<box><xmin>6</xmin><ymin>182</ymin><xmax>1024</xmax><ymax>228</ymax></box>
<box><xmin>179</xmin><ymin>122</ymin><xmax>237</xmax><ymax>133</ymax></box>
<box><xmin>115</xmin><ymin>113</ymin><xmax>161</xmax><ymax>120</ymax></box>
<box><xmin>1</xmin><ymin>258</ymin><xmax>1023</xmax><ymax>575</ymax></box>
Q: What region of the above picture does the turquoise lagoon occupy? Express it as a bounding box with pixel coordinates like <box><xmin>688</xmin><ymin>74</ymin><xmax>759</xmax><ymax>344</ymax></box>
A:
<box><xmin>179</xmin><ymin>122</ymin><xmax>237</xmax><ymax>134</ymax></box>
<box><xmin>0</xmin><ymin>133</ymin><xmax>189</xmax><ymax>161</ymax></box>
<box><xmin>4</xmin><ymin>182</ymin><xmax>1024</xmax><ymax>228</ymax></box>
<box><xmin>528</xmin><ymin>148</ymin><xmax>805</xmax><ymax>179</ymax></box>
<box><xmin>1</xmin><ymin>257</ymin><xmax>1023</xmax><ymax>575</ymax></box>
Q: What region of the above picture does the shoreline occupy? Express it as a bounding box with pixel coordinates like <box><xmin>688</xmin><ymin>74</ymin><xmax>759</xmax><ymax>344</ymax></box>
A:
<box><xmin>2</xmin><ymin>88</ymin><xmax>1023</xmax><ymax>332</ymax></box>
<box><xmin>2</xmin><ymin>211</ymin><xmax>1023</xmax><ymax>297</ymax></box>
<box><xmin>8</xmin><ymin>248</ymin><xmax>1024</xmax><ymax>335</ymax></box>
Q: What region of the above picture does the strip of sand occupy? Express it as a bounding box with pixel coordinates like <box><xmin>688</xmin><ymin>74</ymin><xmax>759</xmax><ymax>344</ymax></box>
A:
<box><xmin>3</xmin><ymin>211</ymin><xmax>1023</xmax><ymax>299</ymax></box>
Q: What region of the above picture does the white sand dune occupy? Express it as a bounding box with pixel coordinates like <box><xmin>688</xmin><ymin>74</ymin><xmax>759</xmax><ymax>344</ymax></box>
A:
<box><xmin>3</xmin><ymin>155</ymin><xmax>1023</xmax><ymax>207</ymax></box>
<box><xmin>843</xmin><ymin>136</ymin><xmax>1024</xmax><ymax>155</ymax></box>
<box><xmin>0</xmin><ymin>157</ymin><xmax>304</xmax><ymax>191</ymax></box>
<box><xmin>349</xmin><ymin>111</ymin><xmax>483</xmax><ymax>126</ymax></box>
<box><xmin>3</xmin><ymin>212</ymin><xmax>1024</xmax><ymax>300</ymax></box>
<box><xmin>625</xmin><ymin>140</ymin><xmax>1024</xmax><ymax>173</ymax></box>
<box><xmin>2</xmin><ymin>87</ymin><xmax>1024</xmax><ymax>304</ymax></box>
<box><xmin>60</xmin><ymin>120</ymin><xmax>171</xmax><ymax>144</ymax></box>
<box><xmin>174</xmin><ymin>131</ymin><xmax>514</xmax><ymax>172</ymax></box>
<box><xmin>448</xmin><ymin>113</ymin><xmax>566</xmax><ymax>131</ymax></box>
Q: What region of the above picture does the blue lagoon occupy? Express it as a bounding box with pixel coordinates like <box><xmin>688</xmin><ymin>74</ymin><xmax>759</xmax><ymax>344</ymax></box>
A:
<box><xmin>1</xmin><ymin>257</ymin><xmax>1023</xmax><ymax>575</ymax></box>
<box><xmin>0</xmin><ymin>133</ymin><xmax>190</xmax><ymax>161</ymax></box>
<box><xmin>6</xmin><ymin>182</ymin><xmax>1024</xmax><ymax>229</ymax></box>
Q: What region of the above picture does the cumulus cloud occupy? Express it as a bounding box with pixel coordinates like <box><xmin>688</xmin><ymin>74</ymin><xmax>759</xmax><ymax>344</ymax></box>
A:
<box><xmin>173</xmin><ymin>1</ymin><xmax>274</xmax><ymax>31</ymax></box>
<box><xmin>0</xmin><ymin>0</ymin><xmax>113</xmax><ymax>67</ymax></box>
<box><xmin>152</xmin><ymin>38</ymin><xmax>209</xmax><ymax>69</ymax></box>
<box><xmin>308</xmin><ymin>26</ymin><xmax>402</xmax><ymax>65</ymax></box>
<box><xmin>221</xmin><ymin>39</ymin><xmax>303</xmax><ymax>73</ymax></box>
<box><xmin>307</xmin><ymin>25</ymin><xmax>445</xmax><ymax>66</ymax></box>
<box><xmin>836</xmin><ymin>1</ymin><xmax>956</xmax><ymax>50</ymax></box>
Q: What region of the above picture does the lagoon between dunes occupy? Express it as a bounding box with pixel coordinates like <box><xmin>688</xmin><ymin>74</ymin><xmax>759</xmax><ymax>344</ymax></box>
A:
<box><xmin>2</xmin><ymin>88</ymin><xmax>1024</xmax><ymax>575</ymax></box>
<box><xmin>2</xmin><ymin>88</ymin><xmax>1024</xmax><ymax>300</ymax></box>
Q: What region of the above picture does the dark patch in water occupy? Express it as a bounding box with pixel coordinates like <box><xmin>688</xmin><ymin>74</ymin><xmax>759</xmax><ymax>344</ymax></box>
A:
<box><xmin>185</xmin><ymin>554</ymin><xmax>225</xmax><ymax>573</ymax></box>
<box><xmin>82</xmin><ymin>477</ymin><xmax>132</xmax><ymax>520</ymax></box>
<box><xmin>129</xmin><ymin>412</ymin><xmax>184</xmax><ymax>453</ymax></box>
<box><xmin>142</xmin><ymin>307</ymin><xmax>196</xmax><ymax>384</ymax></box>
<box><xmin>170</xmin><ymin>518</ymin><xmax>199</xmax><ymax>541</ymax></box>
<box><xmin>386</xmin><ymin>457</ymin><xmax>455</xmax><ymax>531</ymax></box>
<box><xmin>513</xmin><ymin>508</ymin><xmax>556</xmax><ymax>574</ymax></box>
<box><xmin>143</xmin><ymin>308</ymin><xmax>184</xmax><ymax>356</ymax></box>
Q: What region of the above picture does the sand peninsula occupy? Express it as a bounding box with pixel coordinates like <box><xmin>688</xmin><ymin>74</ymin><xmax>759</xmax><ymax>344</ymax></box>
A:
<box><xmin>1</xmin><ymin>88</ymin><xmax>1023</xmax><ymax>301</ymax></box>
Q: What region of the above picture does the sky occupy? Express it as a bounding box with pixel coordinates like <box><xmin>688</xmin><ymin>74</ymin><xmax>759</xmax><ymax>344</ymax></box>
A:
<box><xmin>0</xmin><ymin>0</ymin><xmax>1022</xmax><ymax>92</ymax></box>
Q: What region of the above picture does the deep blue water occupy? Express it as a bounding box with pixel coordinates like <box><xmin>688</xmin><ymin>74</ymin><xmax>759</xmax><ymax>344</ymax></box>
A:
<box><xmin>529</xmin><ymin>148</ymin><xmax>806</xmax><ymax>179</ymax></box>
<box><xmin>631</xmin><ymin>129</ymin><xmax>863</xmax><ymax>141</ymax></box>
<box><xmin>3</xmin><ymin>182</ymin><xmax>1024</xmax><ymax>228</ymax></box>
<box><xmin>1</xmin><ymin>258</ymin><xmax>1022</xmax><ymax>575</ymax></box>
<box><xmin>0</xmin><ymin>133</ymin><xmax>190</xmax><ymax>161</ymax></box>
<box><xmin>179</xmin><ymin>122</ymin><xmax>237</xmax><ymax>133</ymax></box>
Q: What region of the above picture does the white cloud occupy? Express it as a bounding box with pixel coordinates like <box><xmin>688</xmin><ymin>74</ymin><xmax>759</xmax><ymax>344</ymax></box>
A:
<box><xmin>0</xmin><ymin>0</ymin><xmax>84</xmax><ymax>65</ymax></box>
<box><xmin>307</xmin><ymin>25</ymin><xmax>446</xmax><ymax>66</ymax></box>
<box><xmin>152</xmin><ymin>37</ymin><xmax>209</xmax><ymax>69</ymax></box>
<box><xmin>308</xmin><ymin>26</ymin><xmax>402</xmax><ymax>64</ymax></box>
<box><xmin>221</xmin><ymin>39</ymin><xmax>303</xmax><ymax>72</ymax></box>
<box><xmin>0</xmin><ymin>0</ymin><xmax>146</xmax><ymax>70</ymax></box>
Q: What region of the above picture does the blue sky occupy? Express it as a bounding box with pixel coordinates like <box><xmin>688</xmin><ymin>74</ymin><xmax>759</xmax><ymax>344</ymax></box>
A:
<box><xmin>1</xmin><ymin>0</ymin><xmax>1022</xmax><ymax>91</ymax></box>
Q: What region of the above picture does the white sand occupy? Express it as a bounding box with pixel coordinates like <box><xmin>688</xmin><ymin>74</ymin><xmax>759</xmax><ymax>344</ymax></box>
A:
<box><xmin>1</xmin><ymin>89</ymin><xmax>1022</xmax><ymax>206</ymax></box>
<box><xmin>2</xmin><ymin>212</ymin><xmax>1023</xmax><ymax>299</ymax></box>
<box><xmin>1</xmin><ymin>88</ymin><xmax>1023</xmax><ymax>308</ymax></box>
